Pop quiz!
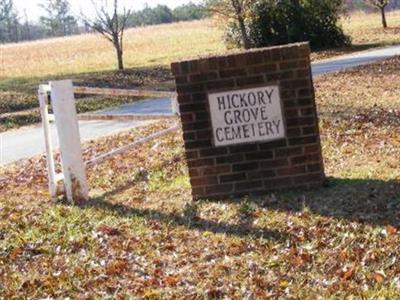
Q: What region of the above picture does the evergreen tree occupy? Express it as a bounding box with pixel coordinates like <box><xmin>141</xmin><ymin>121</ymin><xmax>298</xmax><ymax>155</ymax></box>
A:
<box><xmin>39</xmin><ymin>0</ymin><xmax>77</xmax><ymax>36</ymax></box>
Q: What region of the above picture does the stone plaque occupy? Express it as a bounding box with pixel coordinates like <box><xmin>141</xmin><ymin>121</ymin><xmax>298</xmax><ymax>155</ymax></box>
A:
<box><xmin>208</xmin><ymin>85</ymin><xmax>285</xmax><ymax>147</ymax></box>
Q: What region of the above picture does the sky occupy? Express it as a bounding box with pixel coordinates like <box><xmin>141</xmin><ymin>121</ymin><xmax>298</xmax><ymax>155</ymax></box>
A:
<box><xmin>14</xmin><ymin>0</ymin><xmax>201</xmax><ymax>21</ymax></box>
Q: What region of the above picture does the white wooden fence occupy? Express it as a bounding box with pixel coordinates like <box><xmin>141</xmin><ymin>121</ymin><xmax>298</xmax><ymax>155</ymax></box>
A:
<box><xmin>39</xmin><ymin>80</ymin><xmax>179</xmax><ymax>203</ymax></box>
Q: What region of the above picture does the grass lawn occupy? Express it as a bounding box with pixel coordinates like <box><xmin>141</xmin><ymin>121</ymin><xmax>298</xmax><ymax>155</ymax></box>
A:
<box><xmin>1</xmin><ymin>55</ymin><xmax>400</xmax><ymax>298</ymax></box>
<box><xmin>311</xmin><ymin>10</ymin><xmax>400</xmax><ymax>61</ymax></box>
<box><xmin>1</xmin><ymin>11</ymin><xmax>400</xmax><ymax>132</ymax></box>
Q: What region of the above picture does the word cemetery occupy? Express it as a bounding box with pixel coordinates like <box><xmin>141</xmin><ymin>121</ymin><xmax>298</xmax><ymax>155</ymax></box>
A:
<box><xmin>172</xmin><ymin>42</ymin><xmax>325</xmax><ymax>199</ymax></box>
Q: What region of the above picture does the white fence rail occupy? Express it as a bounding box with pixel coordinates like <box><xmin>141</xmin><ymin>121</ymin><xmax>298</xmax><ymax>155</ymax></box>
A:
<box><xmin>42</xmin><ymin>84</ymin><xmax>179</xmax><ymax>123</ymax></box>
<box><xmin>85</xmin><ymin>124</ymin><xmax>179</xmax><ymax>167</ymax></box>
<box><xmin>41</xmin><ymin>84</ymin><xmax>175</xmax><ymax>98</ymax></box>
<box><xmin>74</xmin><ymin>86</ymin><xmax>175</xmax><ymax>98</ymax></box>
<box><xmin>39</xmin><ymin>81</ymin><xmax>179</xmax><ymax>203</ymax></box>
<box><xmin>78</xmin><ymin>113</ymin><xmax>177</xmax><ymax>122</ymax></box>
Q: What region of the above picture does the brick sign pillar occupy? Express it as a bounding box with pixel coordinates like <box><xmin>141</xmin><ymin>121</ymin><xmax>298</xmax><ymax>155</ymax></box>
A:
<box><xmin>171</xmin><ymin>42</ymin><xmax>325</xmax><ymax>200</ymax></box>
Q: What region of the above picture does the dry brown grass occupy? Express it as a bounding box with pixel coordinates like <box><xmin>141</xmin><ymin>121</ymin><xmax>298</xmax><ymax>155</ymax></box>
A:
<box><xmin>311</xmin><ymin>10</ymin><xmax>400</xmax><ymax>60</ymax></box>
<box><xmin>1</xmin><ymin>11</ymin><xmax>400</xmax><ymax>79</ymax></box>
<box><xmin>1</xmin><ymin>57</ymin><xmax>400</xmax><ymax>298</ymax></box>
<box><xmin>315</xmin><ymin>57</ymin><xmax>400</xmax><ymax>180</ymax></box>
<box><xmin>0</xmin><ymin>19</ymin><xmax>225</xmax><ymax>79</ymax></box>
<box><xmin>344</xmin><ymin>10</ymin><xmax>400</xmax><ymax>45</ymax></box>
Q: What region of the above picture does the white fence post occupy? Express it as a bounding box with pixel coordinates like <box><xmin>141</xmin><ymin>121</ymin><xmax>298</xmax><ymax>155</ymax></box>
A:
<box><xmin>172</xmin><ymin>94</ymin><xmax>179</xmax><ymax>115</ymax></box>
<box><xmin>50</xmin><ymin>80</ymin><xmax>89</xmax><ymax>203</ymax></box>
<box><xmin>38</xmin><ymin>85</ymin><xmax>58</xmax><ymax>201</ymax></box>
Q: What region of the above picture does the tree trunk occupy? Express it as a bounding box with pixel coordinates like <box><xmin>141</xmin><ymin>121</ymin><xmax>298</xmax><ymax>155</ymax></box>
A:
<box><xmin>115</xmin><ymin>42</ymin><xmax>124</xmax><ymax>70</ymax></box>
<box><xmin>117</xmin><ymin>48</ymin><xmax>124</xmax><ymax>70</ymax></box>
<box><xmin>380</xmin><ymin>6</ymin><xmax>387</xmax><ymax>28</ymax></box>
<box><xmin>117</xmin><ymin>47</ymin><xmax>124</xmax><ymax>70</ymax></box>
<box><xmin>237</xmin><ymin>15</ymin><xmax>251</xmax><ymax>49</ymax></box>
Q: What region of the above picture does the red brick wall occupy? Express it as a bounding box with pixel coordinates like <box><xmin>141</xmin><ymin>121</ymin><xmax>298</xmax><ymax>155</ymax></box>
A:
<box><xmin>171</xmin><ymin>42</ymin><xmax>325</xmax><ymax>200</ymax></box>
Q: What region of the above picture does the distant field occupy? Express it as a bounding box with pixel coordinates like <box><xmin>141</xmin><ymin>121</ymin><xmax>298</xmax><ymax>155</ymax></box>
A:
<box><xmin>312</xmin><ymin>10</ymin><xmax>400</xmax><ymax>60</ymax></box>
<box><xmin>1</xmin><ymin>12</ymin><xmax>400</xmax><ymax>79</ymax></box>
<box><xmin>0</xmin><ymin>19</ymin><xmax>226</xmax><ymax>79</ymax></box>
<box><xmin>1</xmin><ymin>11</ymin><xmax>400</xmax><ymax>132</ymax></box>
<box><xmin>344</xmin><ymin>10</ymin><xmax>400</xmax><ymax>46</ymax></box>
<box><xmin>0</xmin><ymin>19</ymin><xmax>225</xmax><ymax>131</ymax></box>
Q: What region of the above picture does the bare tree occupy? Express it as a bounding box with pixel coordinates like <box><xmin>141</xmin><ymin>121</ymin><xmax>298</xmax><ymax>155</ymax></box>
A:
<box><xmin>366</xmin><ymin>0</ymin><xmax>390</xmax><ymax>28</ymax></box>
<box><xmin>206</xmin><ymin>0</ymin><xmax>254</xmax><ymax>49</ymax></box>
<box><xmin>82</xmin><ymin>0</ymin><xmax>131</xmax><ymax>70</ymax></box>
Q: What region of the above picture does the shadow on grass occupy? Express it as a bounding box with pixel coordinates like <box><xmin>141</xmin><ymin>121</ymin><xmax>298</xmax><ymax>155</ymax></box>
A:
<box><xmin>245</xmin><ymin>177</ymin><xmax>400</xmax><ymax>228</ymax></box>
<box><xmin>78</xmin><ymin>197</ymin><xmax>285</xmax><ymax>241</ymax></box>
<box><xmin>72</xmin><ymin>167</ymin><xmax>284</xmax><ymax>240</ymax></box>
<box><xmin>72</xmin><ymin>176</ymin><xmax>400</xmax><ymax>243</ymax></box>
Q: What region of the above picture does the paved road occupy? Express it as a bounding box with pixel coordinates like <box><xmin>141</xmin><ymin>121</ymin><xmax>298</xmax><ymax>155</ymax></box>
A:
<box><xmin>95</xmin><ymin>97</ymin><xmax>173</xmax><ymax>115</ymax></box>
<box><xmin>0</xmin><ymin>98</ymin><xmax>174</xmax><ymax>166</ymax></box>
<box><xmin>311</xmin><ymin>44</ymin><xmax>400</xmax><ymax>76</ymax></box>
<box><xmin>2</xmin><ymin>44</ymin><xmax>400</xmax><ymax>165</ymax></box>
<box><xmin>0</xmin><ymin>120</ymin><xmax>149</xmax><ymax>165</ymax></box>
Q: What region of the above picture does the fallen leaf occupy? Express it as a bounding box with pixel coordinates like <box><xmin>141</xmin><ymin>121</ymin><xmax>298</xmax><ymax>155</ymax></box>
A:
<box><xmin>98</xmin><ymin>225</ymin><xmax>121</xmax><ymax>236</ymax></box>
<box><xmin>386</xmin><ymin>225</ymin><xmax>397</xmax><ymax>235</ymax></box>
<box><xmin>105</xmin><ymin>259</ymin><xmax>127</xmax><ymax>275</ymax></box>
<box><xmin>164</xmin><ymin>275</ymin><xmax>179</xmax><ymax>286</ymax></box>
<box><xmin>341</xmin><ymin>263</ymin><xmax>356</xmax><ymax>281</ymax></box>
<box><xmin>373</xmin><ymin>270</ymin><xmax>386</xmax><ymax>284</ymax></box>
<box><xmin>279</xmin><ymin>280</ymin><xmax>289</xmax><ymax>289</ymax></box>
